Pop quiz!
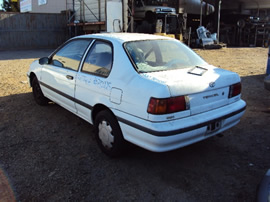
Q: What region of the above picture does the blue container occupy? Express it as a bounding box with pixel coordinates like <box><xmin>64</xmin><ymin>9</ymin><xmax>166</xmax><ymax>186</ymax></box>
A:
<box><xmin>267</xmin><ymin>46</ymin><xmax>270</xmax><ymax>75</ymax></box>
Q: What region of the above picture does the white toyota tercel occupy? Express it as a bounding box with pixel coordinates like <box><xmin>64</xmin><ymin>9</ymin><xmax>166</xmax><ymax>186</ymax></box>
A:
<box><xmin>27</xmin><ymin>33</ymin><xmax>246</xmax><ymax>157</ymax></box>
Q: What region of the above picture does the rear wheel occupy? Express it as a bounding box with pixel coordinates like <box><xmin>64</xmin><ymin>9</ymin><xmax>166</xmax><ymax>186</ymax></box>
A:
<box><xmin>94</xmin><ymin>110</ymin><xmax>126</xmax><ymax>157</ymax></box>
<box><xmin>32</xmin><ymin>76</ymin><xmax>49</xmax><ymax>106</ymax></box>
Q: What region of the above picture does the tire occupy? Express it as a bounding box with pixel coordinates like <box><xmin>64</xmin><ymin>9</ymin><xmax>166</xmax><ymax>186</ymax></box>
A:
<box><xmin>32</xmin><ymin>76</ymin><xmax>49</xmax><ymax>106</ymax></box>
<box><xmin>145</xmin><ymin>11</ymin><xmax>156</xmax><ymax>24</ymax></box>
<box><xmin>94</xmin><ymin>110</ymin><xmax>126</xmax><ymax>157</ymax></box>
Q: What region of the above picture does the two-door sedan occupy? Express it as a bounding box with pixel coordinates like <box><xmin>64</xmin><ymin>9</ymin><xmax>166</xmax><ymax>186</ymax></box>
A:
<box><xmin>27</xmin><ymin>33</ymin><xmax>246</xmax><ymax>156</ymax></box>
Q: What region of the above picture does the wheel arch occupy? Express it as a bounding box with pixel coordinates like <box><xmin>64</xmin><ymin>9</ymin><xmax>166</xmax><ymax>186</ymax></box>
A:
<box><xmin>91</xmin><ymin>104</ymin><xmax>115</xmax><ymax>124</ymax></box>
<box><xmin>145</xmin><ymin>10</ymin><xmax>154</xmax><ymax>15</ymax></box>
<box><xmin>29</xmin><ymin>72</ymin><xmax>37</xmax><ymax>87</ymax></box>
<box><xmin>145</xmin><ymin>10</ymin><xmax>154</xmax><ymax>18</ymax></box>
<box><xmin>145</xmin><ymin>11</ymin><xmax>156</xmax><ymax>24</ymax></box>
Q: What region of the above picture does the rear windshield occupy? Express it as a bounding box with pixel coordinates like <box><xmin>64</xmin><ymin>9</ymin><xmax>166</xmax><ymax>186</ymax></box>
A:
<box><xmin>124</xmin><ymin>39</ymin><xmax>206</xmax><ymax>73</ymax></box>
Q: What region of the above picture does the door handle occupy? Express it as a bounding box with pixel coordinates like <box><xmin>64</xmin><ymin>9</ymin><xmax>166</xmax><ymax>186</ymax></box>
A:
<box><xmin>66</xmin><ymin>75</ymin><xmax>74</xmax><ymax>80</ymax></box>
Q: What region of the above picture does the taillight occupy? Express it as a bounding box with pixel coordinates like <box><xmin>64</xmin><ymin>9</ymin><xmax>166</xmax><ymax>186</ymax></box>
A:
<box><xmin>228</xmin><ymin>82</ymin><xmax>241</xmax><ymax>98</ymax></box>
<box><xmin>147</xmin><ymin>96</ymin><xmax>189</xmax><ymax>114</ymax></box>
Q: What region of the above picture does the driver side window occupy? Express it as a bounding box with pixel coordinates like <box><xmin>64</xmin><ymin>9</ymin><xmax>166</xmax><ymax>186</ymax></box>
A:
<box><xmin>51</xmin><ymin>39</ymin><xmax>91</xmax><ymax>71</ymax></box>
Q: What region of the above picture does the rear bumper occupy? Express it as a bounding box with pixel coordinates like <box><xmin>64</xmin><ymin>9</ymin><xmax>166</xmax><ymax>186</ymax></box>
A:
<box><xmin>116</xmin><ymin>99</ymin><xmax>246</xmax><ymax>152</ymax></box>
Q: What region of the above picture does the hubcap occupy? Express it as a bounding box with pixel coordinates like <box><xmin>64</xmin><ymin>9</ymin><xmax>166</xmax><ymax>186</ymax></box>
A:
<box><xmin>98</xmin><ymin>121</ymin><xmax>114</xmax><ymax>149</ymax></box>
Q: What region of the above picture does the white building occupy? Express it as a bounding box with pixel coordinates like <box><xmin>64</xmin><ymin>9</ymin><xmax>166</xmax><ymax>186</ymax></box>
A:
<box><xmin>20</xmin><ymin>0</ymin><xmax>73</xmax><ymax>13</ymax></box>
<box><xmin>20</xmin><ymin>0</ymin><xmax>124</xmax><ymax>33</ymax></box>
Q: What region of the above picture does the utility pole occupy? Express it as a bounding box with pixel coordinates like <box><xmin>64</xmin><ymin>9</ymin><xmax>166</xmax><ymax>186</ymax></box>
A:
<box><xmin>217</xmin><ymin>0</ymin><xmax>222</xmax><ymax>43</ymax></box>
<box><xmin>200</xmin><ymin>0</ymin><xmax>203</xmax><ymax>27</ymax></box>
<box><xmin>214</xmin><ymin>0</ymin><xmax>222</xmax><ymax>42</ymax></box>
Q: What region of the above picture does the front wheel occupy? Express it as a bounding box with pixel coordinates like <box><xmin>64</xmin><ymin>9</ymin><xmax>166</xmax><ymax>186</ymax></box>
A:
<box><xmin>94</xmin><ymin>110</ymin><xmax>126</xmax><ymax>157</ymax></box>
<box><xmin>32</xmin><ymin>76</ymin><xmax>49</xmax><ymax>106</ymax></box>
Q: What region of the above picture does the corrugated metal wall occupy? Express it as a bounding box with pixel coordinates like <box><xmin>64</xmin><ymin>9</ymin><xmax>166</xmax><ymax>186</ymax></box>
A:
<box><xmin>74</xmin><ymin>0</ymin><xmax>106</xmax><ymax>22</ymax></box>
<box><xmin>0</xmin><ymin>12</ymin><xmax>68</xmax><ymax>50</ymax></box>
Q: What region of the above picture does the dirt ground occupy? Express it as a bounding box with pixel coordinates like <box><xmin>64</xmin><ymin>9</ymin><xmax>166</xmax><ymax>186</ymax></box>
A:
<box><xmin>0</xmin><ymin>47</ymin><xmax>269</xmax><ymax>201</ymax></box>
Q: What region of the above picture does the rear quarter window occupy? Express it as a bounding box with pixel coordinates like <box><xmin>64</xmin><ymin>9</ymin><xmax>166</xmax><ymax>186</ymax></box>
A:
<box><xmin>81</xmin><ymin>41</ymin><xmax>113</xmax><ymax>77</ymax></box>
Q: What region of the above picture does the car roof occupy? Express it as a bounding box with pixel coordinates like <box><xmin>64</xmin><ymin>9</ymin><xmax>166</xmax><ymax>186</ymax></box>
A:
<box><xmin>75</xmin><ymin>33</ymin><xmax>172</xmax><ymax>43</ymax></box>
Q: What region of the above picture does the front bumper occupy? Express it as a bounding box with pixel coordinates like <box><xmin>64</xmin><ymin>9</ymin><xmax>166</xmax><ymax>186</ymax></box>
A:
<box><xmin>116</xmin><ymin>99</ymin><xmax>246</xmax><ymax>152</ymax></box>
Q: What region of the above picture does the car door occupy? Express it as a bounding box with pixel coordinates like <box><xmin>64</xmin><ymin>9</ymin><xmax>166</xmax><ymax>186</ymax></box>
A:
<box><xmin>75</xmin><ymin>40</ymin><xmax>113</xmax><ymax>122</ymax></box>
<box><xmin>40</xmin><ymin>39</ymin><xmax>91</xmax><ymax>113</ymax></box>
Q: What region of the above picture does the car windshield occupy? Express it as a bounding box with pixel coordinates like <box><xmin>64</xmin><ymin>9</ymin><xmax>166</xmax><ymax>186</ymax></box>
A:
<box><xmin>124</xmin><ymin>39</ymin><xmax>207</xmax><ymax>73</ymax></box>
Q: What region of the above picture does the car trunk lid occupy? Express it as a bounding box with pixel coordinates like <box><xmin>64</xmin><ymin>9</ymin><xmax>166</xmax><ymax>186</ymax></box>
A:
<box><xmin>142</xmin><ymin>65</ymin><xmax>240</xmax><ymax>115</ymax></box>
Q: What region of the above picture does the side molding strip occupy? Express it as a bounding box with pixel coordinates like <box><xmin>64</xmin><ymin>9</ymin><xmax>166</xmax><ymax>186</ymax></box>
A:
<box><xmin>40</xmin><ymin>81</ymin><xmax>246</xmax><ymax>137</ymax></box>
<box><xmin>40</xmin><ymin>81</ymin><xmax>93</xmax><ymax>110</ymax></box>
<box><xmin>117</xmin><ymin>106</ymin><xmax>246</xmax><ymax>137</ymax></box>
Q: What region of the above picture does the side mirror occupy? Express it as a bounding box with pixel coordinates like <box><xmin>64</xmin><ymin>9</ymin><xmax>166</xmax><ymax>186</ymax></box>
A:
<box><xmin>39</xmin><ymin>57</ymin><xmax>49</xmax><ymax>65</ymax></box>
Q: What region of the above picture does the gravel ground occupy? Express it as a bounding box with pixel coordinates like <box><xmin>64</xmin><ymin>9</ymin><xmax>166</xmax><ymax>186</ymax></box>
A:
<box><xmin>0</xmin><ymin>47</ymin><xmax>269</xmax><ymax>201</ymax></box>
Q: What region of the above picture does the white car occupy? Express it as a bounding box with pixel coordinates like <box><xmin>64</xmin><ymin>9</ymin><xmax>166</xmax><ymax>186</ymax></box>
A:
<box><xmin>27</xmin><ymin>33</ymin><xmax>246</xmax><ymax>157</ymax></box>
